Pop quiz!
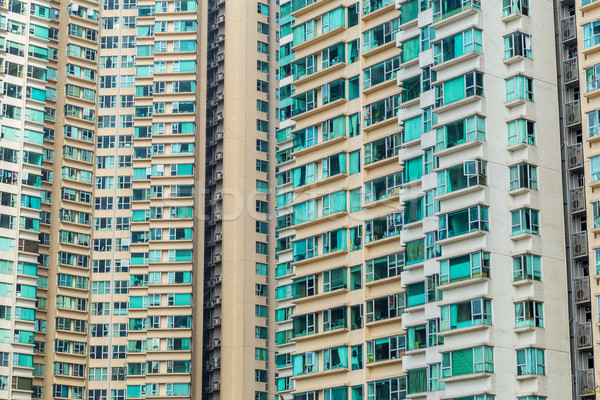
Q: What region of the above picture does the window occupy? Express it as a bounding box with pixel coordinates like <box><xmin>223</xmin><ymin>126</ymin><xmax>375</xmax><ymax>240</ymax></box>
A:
<box><xmin>366</xmin><ymin>293</ymin><xmax>404</xmax><ymax>322</ymax></box>
<box><xmin>366</xmin><ymin>377</ymin><xmax>406</xmax><ymax>400</ymax></box>
<box><xmin>436</xmin><ymin>115</ymin><xmax>485</xmax><ymax>151</ymax></box>
<box><xmin>436</xmin><ymin>160</ymin><xmax>487</xmax><ymax>195</ymax></box>
<box><xmin>367</xmin><ymin>335</ymin><xmax>405</xmax><ymax>363</ymax></box>
<box><xmin>433</xmin><ymin>29</ymin><xmax>483</xmax><ymax>65</ymax></box>
<box><xmin>508</xmin><ymin>119</ymin><xmax>535</xmax><ymax>146</ymax></box>
<box><xmin>503</xmin><ymin>0</ymin><xmax>529</xmax><ymax>17</ymax></box>
<box><xmin>516</xmin><ymin>348</ymin><xmax>545</xmax><ymax>376</ymax></box>
<box><xmin>441</xmin><ymin>346</ymin><xmax>494</xmax><ymax>378</ymax></box>
<box><xmin>440</xmin><ymin>298</ymin><xmax>491</xmax><ymax>331</ymax></box>
<box><xmin>366</xmin><ymin>253</ymin><xmax>404</xmax><ymax>282</ymax></box>
<box><xmin>506</xmin><ymin>75</ymin><xmax>533</xmax><ymax>102</ymax></box>
<box><xmin>513</xmin><ymin>254</ymin><xmax>541</xmax><ymax>281</ymax></box>
<box><xmin>434</xmin><ymin>71</ymin><xmax>484</xmax><ymax>108</ymax></box>
<box><xmin>511</xmin><ymin>208</ymin><xmax>539</xmax><ymax>235</ymax></box>
<box><xmin>440</xmin><ymin>251</ymin><xmax>490</xmax><ymax>285</ymax></box>
<box><xmin>586</xmin><ymin>65</ymin><xmax>600</xmax><ymax>92</ymax></box>
<box><xmin>504</xmin><ymin>31</ymin><xmax>531</xmax><ymax>59</ymax></box>
<box><xmin>509</xmin><ymin>163</ymin><xmax>537</xmax><ymax>190</ymax></box>
<box><xmin>515</xmin><ymin>301</ymin><xmax>543</xmax><ymax>328</ymax></box>
<box><xmin>438</xmin><ymin>205</ymin><xmax>488</xmax><ymax>240</ymax></box>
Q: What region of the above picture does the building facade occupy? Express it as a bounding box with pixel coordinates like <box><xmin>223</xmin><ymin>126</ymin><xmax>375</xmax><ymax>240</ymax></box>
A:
<box><xmin>275</xmin><ymin>0</ymin><xmax>573</xmax><ymax>399</ymax></box>
<box><xmin>0</xmin><ymin>0</ymin><xmax>278</xmax><ymax>399</ymax></box>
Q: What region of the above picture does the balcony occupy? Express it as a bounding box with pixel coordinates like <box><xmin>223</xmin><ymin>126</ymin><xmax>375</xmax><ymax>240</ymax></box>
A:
<box><xmin>576</xmin><ymin>369</ymin><xmax>595</xmax><ymax>398</ymax></box>
<box><xmin>567</xmin><ymin>143</ymin><xmax>583</xmax><ymax>170</ymax></box>
<box><xmin>574</xmin><ymin>276</ymin><xmax>591</xmax><ymax>304</ymax></box>
<box><xmin>565</xmin><ymin>100</ymin><xmax>581</xmax><ymax>127</ymax></box>
<box><xmin>575</xmin><ymin>322</ymin><xmax>592</xmax><ymax>350</ymax></box>
<box><xmin>570</xmin><ymin>187</ymin><xmax>586</xmax><ymax>214</ymax></box>
<box><xmin>563</xmin><ymin>58</ymin><xmax>578</xmax><ymax>85</ymax></box>
<box><xmin>572</xmin><ymin>232</ymin><xmax>588</xmax><ymax>258</ymax></box>
<box><xmin>561</xmin><ymin>16</ymin><xmax>576</xmax><ymax>43</ymax></box>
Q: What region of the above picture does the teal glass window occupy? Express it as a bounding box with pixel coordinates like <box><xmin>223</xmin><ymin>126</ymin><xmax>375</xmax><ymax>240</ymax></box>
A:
<box><xmin>506</xmin><ymin>75</ymin><xmax>533</xmax><ymax>102</ymax></box>
<box><xmin>433</xmin><ymin>29</ymin><xmax>482</xmax><ymax>65</ymax></box>
<box><xmin>440</xmin><ymin>252</ymin><xmax>490</xmax><ymax>285</ymax></box>
<box><xmin>441</xmin><ymin>346</ymin><xmax>494</xmax><ymax>378</ymax></box>
<box><xmin>440</xmin><ymin>298</ymin><xmax>491</xmax><ymax>331</ymax></box>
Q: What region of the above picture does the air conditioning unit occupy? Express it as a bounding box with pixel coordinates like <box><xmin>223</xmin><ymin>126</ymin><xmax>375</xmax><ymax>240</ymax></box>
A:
<box><xmin>567</xmin><ymin>111</ymin><xmax>578</xmax><ymax>125</ymax></box>
<box><xmin>216</xmin><ymin>34</ymin><xmax>225</xmax><ymax>42</ymax></box>
<box><xmin>576</xmin><ymin>289</ymin><xmax>587</xmax><ymax>303</ymax></box>
<box><xmin>216</xmin><ymin>92</ymin><xmax>225</xmax><ymax>101</ymax></box>
<box><xmin>217</xmin><ymin>15</ymin><xmax>225</xmax><ymax>23</ymax></box>
<box><xmin>574</xmin><ymin>244</ymin><xmax>583</xmax><ymax>255</ymax></box>
<box><xmin>214</xmin><ymin>232</ymin><xmax>222</xmax><ymax>242</ymax></box>
<box><xmin>214</xmin><ymin>191</ymin><xmax>223</xmax><ymax>200</ymax></box>
<box><xmin>211</xmin><ymin>316</ymin><xmax>221</xmax><ymax>327</ymax></box>
<box><xmin>579</xmin><ymin>333</ymin><xmax>591</xmax><ymax>347</ymax></box>
<box><xmin>215</xmin><ymin>132</ymin><xmax>224</xmax><ymax>140</ymax></box>
<box><xmin>572</xmin><ymin>198</ymin><xmax>581</xmax><ymax>211</ymax></box>
<box><xmin>214</xmin><ymin>211</ymin><xmax>222</xmax><ymax>221</ymax></box>
<box><xmin>212</xmin><ymin>274</ymin><xmax>222</xmax><ymax>284</ymax></box>
<box><xmin>211</xmin><ymin>295</ymin><xmax>221</xmax><ymax>305</ymax></box>
<box><xmin>215</xmin><ymin>151</ymin><xmax>223</xmax><ymax>160</ymax></box>
<box><xmin>562</xmin><ymin>26</ymin><xmax>573</xmax><ymax>41</ymax></box>
<box><xmin>213</xmin><ymin>253</ymin><xmax>222</xmax><ymax>262</ymax></box>
<box><xmin>211</xmin><ymin>338</ymin><xmax>221</xmax><ymax>347</ymax></box>
<box><xmin>215</xmin><ymin>171</ymin><xmax>223</xmax><ymax>180</ymax></box>
<box><xmin>564</xmin><ymin>69</ymin><xmax>575</xmax><ymax>82</ymax></box>
<box><xmin>216</xmin><ymin>72</ymin><xmax>224</xmax><ymax>81</ymax></box>
<box><xmin>211</xmin><ymin>357</ymin><xmax>221</xmax><ymax>368</ymax></box>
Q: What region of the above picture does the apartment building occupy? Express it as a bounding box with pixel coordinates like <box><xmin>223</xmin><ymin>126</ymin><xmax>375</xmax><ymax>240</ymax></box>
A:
<box><xmin>0</xmin><ymin>0</ymin><xmax>278</xmax><ymax>399</ymax></box>
<box><xmin>275</xmin><ymin>0</ymin><xmax>573</xmax><ymax>399</ymax></box>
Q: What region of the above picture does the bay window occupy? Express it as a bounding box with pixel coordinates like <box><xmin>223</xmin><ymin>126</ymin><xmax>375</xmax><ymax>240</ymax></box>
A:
<box><xmin>434</xmin><ymin>71</ymin><xmax>483</xmax><ymax>108</ymax></box>
<box><xmin>441</xmin><ymin>346</ymin><xmax>494</xmax><ymax>378</ymax></box>
<box><xmin>293</xmin><ymin>313</ymin><xmax>316</xmax><ymax>338</ymax></box>
<box><xmin>440</xmin><ymin>298</ymin><xmax>491</xmax><ymax>331</ymax></box>
<box><xmin>436</xmin><ymin>160</ymin><xmax>487</xmax><ymax>195</ymax></box>
<box><xmin>433</xmin><ymin>28</ymin><xmax>482</xmax><ymax>65</ymax></box>
<box><xmin>366</xmin><ymin>335</ymin><xmax>405</xmax><ymax>363</ymax></box>
<box><xmin>516</xmin><ymin>348</ymin><xmax>545</xmax><ymax>376</ymax></box>
<box><xmin>365</xmin><ymin>252</ymin><xmax>404</xmax><ymax>282</ymax></box>
<box><xmin>366</xmin><ymin>293</ymin><xmax>404</xmax><ymax>322</ymax></box>
<box><xmin>438</xmin><ymin>205</ymin><xmax>489</xmax><ymax>240</ymax></box>
<box><xmin>435</xmin><ymin>115</ymin><xmax>485</xmax><ymax>151</ymax></box>
<box><xmin>511</xmin><ymin>208</ymin><xmax>539</xmax><ymax>235</ymax></box>
<box><xmin>514</xmin><ymin>301</ymin><xmax>543</xmax><ymax>328</ymax></box>
<box><xmin>365</xmin><ymin>212</ymin><xmax>402</xmax><ymax>243</ymax></box>
<box><xmin>440</xmin><ymin>251</ymin><xmax>490</xmax><ymax>285</ymax></box>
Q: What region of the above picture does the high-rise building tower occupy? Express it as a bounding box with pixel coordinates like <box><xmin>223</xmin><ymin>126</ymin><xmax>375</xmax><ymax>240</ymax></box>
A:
<box><xmin>275</xmin><ymin>1</ymin><xmax>573</xmax><ymax>399</ymax></box>
<box><xmin>0</xmin><ymin>0</ymin><xmax>278</xmax><ymax>398</ymax></box>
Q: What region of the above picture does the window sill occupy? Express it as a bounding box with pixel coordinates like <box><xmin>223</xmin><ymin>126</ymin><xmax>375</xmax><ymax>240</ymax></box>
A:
<box><xmin>501</xmin><ymin>12</ymin><xmax>524</xmax><ymax>23</ymax></box>
<box><xmin>403</xmin><ymin>260</ymin><xmax>424</xmax><ymax>271</ymax></box>
<box><xmin>440</xmin><ymin>372</ymin><xmax>491</xmax><ymax>384</ymax></box>
<box><xmin>363</xmin><ymin>40</ymin><xmax>396</xmax><ymax>59</ymax></box>
<box><xmin>512</xmin><ymin>278</ymin><xmax>538</xmax><ymax>287</ymax></box>
<box><xmin>508</xmin><ymin>187</ymin><xmax>532</xmax><ymax>196</ymax></box>
<box><xmin>398</xmin><ymin>17</ymin><xmax>418</xmax><ymax>31</ymax></box>
<box><xmin>400</xmin><ymin>136</ymin><xmax>421</xmax><ymax>148</ymax></box>
<box><xmin>507</xmin><ymin>142</ymin><xmax>532</xmax><ymax>152</ymax></box>
<box><xmin>366</xmin><ymin>356</ymin><xmax>403</xmax><ymax>368</ymax></box>
<box><xmin>432</xmin><ymin>51</ymin><xmax>480</xmax><ymax>72</ymax></box>
<box><xmin>514</xmin><ymin>326</ymin><xmax>537</xmax><ymax>334</ymax></box>
<box><xmin>363</xmin><ymin>77</ymin><xmax>398</xmax><ymax>95</ymax></box>
<box><xmin>402</xmin><ymin>220</ymin><xmax>423</xmax><ymax>230</ymax></box>
<box><xmin>582</xmin><ymin>42</ymin><xmax>600</xmax><ymax>57</ymax></box>
<box><xmin>293</xmin><ymin>287</ymin><xmax>349</xmax><ymax>305</ymax></box>
<box><xmin>293</xmin><ymin>327</ymin><xmax>349</xmax><ymax>343</ymax></box>
<box><xmin>362</xmin><ymin>2</ymin><xmax>395</xmax><ymax>21</ymax></box>
<box><xmin>436</xmin><ymin>230</ymin><xmax>487</xmax><ymax>246</ymax></box>
<box><xmin>292</xmin><ymin>25</ymin><xmax>346</xmax><ymax>52</ymax></box>
<box><xmin>516</xmin><ymin>374</ymin><xmax>540</xmax><ymax>381</ymax></box>
<box><xmin>401</xmin><ymin>178</ymin><xmax>422</xmax><ymax>189</ymax></box>
<box><xmin>405</xmin><ymin>347</ymin><xmax>426</xmax><ymax>356</ymax></box>
<box><xmin>400</xmin><ymin>56</ymin><xmax>420</xmax><ymax>70</ymax></box>
<box><xmin>365</xmin><ymin>314</ymin><xmax>402</xmax><ymax>328</ymax></box>
<box><xmin>431</xmin><ymin>7</ymin><xmax>480</xmax><ymax>29</ymax></box>
<box><xmin>582</xmin><ymin>0</ymin><xmax>600</xmax><ymax>12</ymax></box>
<box><xmin>435</xmin><ymin>184</ymin><xmax>485</xmax><ymax>201</ymax></box>
<box><xmin>405</xmin><ymin>304</ymin><xmax>425</xmax><ymax>313</ymax></box>
<box><xmin>291</xmin><ymin>0</ymin><xmax>326</xmax><ymax>18</ymax></box>
<box><xmin>293</xmin><ymin>61</ymin><xmax>346</xmax><ymax>86</ymax></box>
<box><xmin>434</xmin><ymin>139</ymin><xmax>484</xmax><ymax>157</ymax></box>
<box><xmin>504</xmin><ymin>55</ymin><xmax>528</xmax><ymax>65</ymax></box>
<box><xmin>291</xmin><ymin>134</ymin><xmax>346</xmax><ymax>157</ymax></box>
<box><xmin>400</xmin><ymin>96</ymin><xmax>420</xmax><ymax>109</ymax></box>
<box><xmin>363</xmin><ymin>194</ymin><xmax>400</xmax><ymax>209</ymax></box>
<box><xmin>292</xmin><ymin>210</ymin><xmax>348</xmax><ymax>230</ymax></box>
<box><xmin>439</xmin><ymin>323</ymin><xmax>489</xmax><ymax>337</ymax></box>
<box><xmin>435</xmin><ymin>95</ymin><xmax>482</xmax><ymax>114</ymax></box>
<box><xmin>293</xmin><ymin>98</ymin><xmax>347</xmax><ymax>121</ymax></box>
<box><xmin>362</xmin><ymin>115</ymin><xmax>399</xmax><ymax>133</ymax></box>
<box><xmin>293</xmin><ymin>248</ymin><xmax>348</xmax><ymax>267</ymax></box>
<box><xmin>510</xmin><ymin>232</ymin><xmax>536</xmax><ymax>242</ymax></box>
<box><xmin>363</xmin><ymin>154</ymin><xmax>400</xmax><ymax>170</ymax></box>
<box><xmin>364</xmin><ymin>274</ymin><xmax>401</xmax><ymax>287</ymax></box>
<box><xmin>505</xmin><ymin>98</ymin><xmax>531</xmax><ymax>108</ymax></box>
<box><xmin>364</xmin><ymin>233</ymin><xmax>401</xmax><ymax>248</ymax></box>
<box><xmin>294</xmin><ymin>367</ymin><xmax>350</xmax><ymax>380</ymax></box>
<box><xmin>440</xmin><ymin>276</ymin><xmax>489</xmax><ymax>290</ymax></box>
<box><xmin>587</xmin><ymin>133</ymin><xmax>600</xmax><ymax>145</ymax></box>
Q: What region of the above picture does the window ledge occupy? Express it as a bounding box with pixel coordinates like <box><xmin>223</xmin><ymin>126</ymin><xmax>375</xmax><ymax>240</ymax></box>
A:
<box><xmin>512</xmin><ymin>278</ymin><xmax>538</xmax><ymax>287</ymax></box>
<box><xmin>508</xmin><ymin>187</ymin><xmax>532</xmax><ymax>196</ymax></box>
<box><xmin>401</xmin><ymin>178</ymin><xmax>422</xmax><ymax>189</ymax></box>
<box><xmin>510</xmin><ymin>232</ymin><xmax>535</xmax><ymax>242</ymax></box>
<box><xmin>362</xmin><ymin>2</ymin><xmax>395</xmax><ymax>20</ymax></box>
<box><xmin>292</xmin><ymin>211</ymin><xmax>348</xmax><ymax>230</ymax></box>
<box><xmin>507</xmin><ymin>142</ymin><xmax>531</xmax><ymax>151</ymax></box>
<box><xmin>439</xmin><ymin>323</ymin><xmax>490</xmax><ymax>337</ymax></box>
<box><xmin>582</xmin><ymin>42</ymin><xmax>600</xmax><ymax>57</ymax></box>
<box><xmin>293</xmin><ymin>327</ymin><xmax>350</xmax><ymax>342</ymax></box>
<box><xmin>365</xmin><ymin>314</ymin><xmax>402</xmax><ymax>328</ymax></box>
<box><xmin>366</xmin><ymin>356</ymin><xmax>403</xmax><ymax>368</ymax></box>
<box><xmin>403</xmin><ymin>220</ymin><xmax>423</xmax><ymax>230</ymax></box>
<box><xmin>292</xmin><ymin>98</ymin><xmax>347</xmax><ymax>121</ymax></box>
<box><xmin>582</xmin><ymin>0</ymin><xmax>600</xmax><ymax>12</ymax></box>
<box><xmin>291</xmin><ymin>134</ymin><xmax>347</xmax><ymax>157</ymax></box>
<box><xmin>400</xmin><ymin>56</ymin><xmax>420</xmax><ymax>70</ymax></box>
<box><xmin>505</xmin><ymin>98</ymin><xmax>530</xmax><ymax>108</ymax></box>
<box><xmin>434</xmin><ymin>139</ymin><xmax>484</xmax><ymax>157</ymax></box>
<box><xmin>291</xmin><ymin>0</ymin><xmax>326</xmax><ymax>18</ymax></box>
<box><xmin>437</xmin><ymin>230</ymin><xmax>487</xmax><ymax>246</ymax></box>
<box><xmin>292</xmin><ymin>25</ymin><xmax>346</xmax><ymax>52</ymax></box>
<box><xmin>516</xmin><ymin>374</ymin><xmax>540</xmax><ymax>381</ymax></box>
<box><xmin>297</xmin><ymin>367</ymin><xmax>350</xmax><ymax>380</ymax></box>
<box><xmin>363</xmin><ymin>77</ymin><xmax>398</xmax><ymax>95</ymax></box>
<box><xmin>293</xmin><ymin>61</ymin><xmax>346</xmax><ymax>86</ymax></box>
<box><xmin>440</xmin><ymin>372</ymin><xmax>491</xmax><ymax>384</ymax></box>
<box><xmin>363</xmin><ymin>194</ymin><xmax>400</xmax><ymax>209</ymax></box>
<box><xmin>432</xmin><ymin>7</ymin><xmax>479</xmax><ymax>29</ymax></box>
<box><xmin>514</xmin><ymin>326</ymin><xmax>537</xmax><ymax>334</ymax></box>
<box><xmin>293</xmin><ymin>288</ymin><xmax>349</xmax><ymax>304</ymax></box>
<box><xmin>504</xmin><ymin>55</ymin><xmax>528</xmax><ymax>65</ymax></box>
<box><xmin>363</xmin><ymin>154</ymin><xmax>400</xmax><ymax>170</ymax></box>
<box><xmin>399</xmin><ymin>18</ymin><xmax>418</xmax><ymax>31</ymax></box>
<box><xmin>440</xmin><ymin>276</ymin><xmax>489</xmax><ymax>290</ymax></box>
<box><xmin>363</xmin><ymin>40</ymin><xmax>397</xmax><ymax>58</ymax></box>
<box><xmin>403</xmin><ymin>260</ymin><xmax>424</xmax><ymax>271</ymax></box>
<box><xmin>587</xmin><ymin>133</ymin><xmax>600</xmax><ymax>145</ymax></box>
<box><xmin>435</xmin><ymin>184</ymin><xmax>485</xmax><ymax>201</ymax></box>
<box><xmin>435</xmin><ymin>95</ymin><xmax>482</xmax><ymax>114</ymax></box>
<box><xmin>405</xmin><ymin>347</ymin><xmax>426</xmax><ymax>356</ymax></box>
<box><xmin>362</xmin><ymin>115</ymin><xmax>399</xmax><ymax>133</ymax></box>
<box><xmin>400</xmin><ymin>96</ymin><xmax>420</xmax><ymax>109</ymax></box>
<box><xmin>405</xmin><ymin>304</ymin><xmax>425</xmax><ymax>313</ymax></box>
<box><xmin>364</xmin><ymin>233</ymin><xmax>401</xmax><ymax>248</ymax></box>
<box><xmin>432</xmin><ymin>51</ymin><xmax>480</xmax><ymax>72</ymax></box>
<box><xmin>501</xmin><ymin>12</ymin><xmax>524</xmax><ymax>23</ymax></box>
<box><xmin>293</xmin><ymin>248</ymin><xmax>348</xmax><ymax>267</ymax></box>
<box><xmin>364</xmin><ymin>274</ymin><xmax>401</xmax><ymax>287</ymax></box>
